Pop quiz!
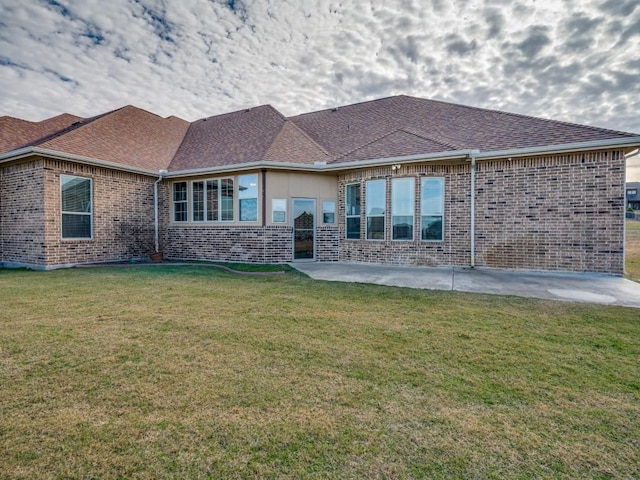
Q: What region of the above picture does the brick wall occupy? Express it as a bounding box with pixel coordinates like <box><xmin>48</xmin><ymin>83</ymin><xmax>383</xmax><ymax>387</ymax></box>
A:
<box><xmin>0</xmin><ymin>159</ymin><xmax>47</xmax><ymax>266</ymax></box>
<box><xmin>338</xmin><ymin>162</ymin><xmax>472</xmax><ymax>266</ymax></box>
<box><xmin>1</xmin><ymin>157</ymin><xmax>158</xmax><ymax>268</ymax></box>
<box><xmin>165</xmin><ymin>225</ymin><xmax>293</xmax><ymax>263</ymax></box>
<box><xmin>337</xmin><ymin>150</ymin><xmax>625</xmax><ymax>274</ymax></box>
<box><xmin>475</xmin><ymin>150</ymin><xmax>625</xmax><ymax>274</ymax></box>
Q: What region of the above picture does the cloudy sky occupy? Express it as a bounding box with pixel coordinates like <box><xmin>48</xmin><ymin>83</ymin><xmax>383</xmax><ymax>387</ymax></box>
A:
<box><xmin>1</xmin><ymin>0</ymin><xmax>639</xmax><ymax>177</ymax></box>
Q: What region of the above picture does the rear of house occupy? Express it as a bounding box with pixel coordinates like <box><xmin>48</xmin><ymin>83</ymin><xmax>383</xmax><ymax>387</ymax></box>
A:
<box><xmin>1</xmin><ymin>95</ymin><xmax>639</xmax><ymax>274</ymax></box>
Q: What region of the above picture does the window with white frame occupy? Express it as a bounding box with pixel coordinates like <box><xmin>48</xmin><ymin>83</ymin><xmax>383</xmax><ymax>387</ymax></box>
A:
<box><xmin>345</xmin><ymin>183</ymin><xmax>361</xmax><ymax>239</ymax></box>
<box><xmin>421</xmin><ymin>177</ymin><xmax>444</xmax><ymax>241</ymax></box>
<box><xmin>238</xmin><ymin>173</ymin><xmax>258</xmax><ymax>221</ymax></box>
<box><xmin>61</xmin><ymin>174</ymin><xmax>92</xmax><ymax>239</ymax></box>
<box><xmin>366</xmin><ymin>179</ymin><xmax>385</xmax><ymax>240</ymax></box>
<box><xmin>322</xmin><ymin>200</ymin><xmax>336</xmax><ymax>224</ymax></box>
<box><xmin>272</xmin><ymin>199</ymin><xmax>287</xmax><ymax>223</ymax></box>
<box><xmin>392</xmin><ymin>177</ymin><xmax>414</xmax><ymax>240</ymax></box>
<box><xmin>173</xmin><ymin>182</ymin><xmax>188</xmax><ymax>222</ymax></box>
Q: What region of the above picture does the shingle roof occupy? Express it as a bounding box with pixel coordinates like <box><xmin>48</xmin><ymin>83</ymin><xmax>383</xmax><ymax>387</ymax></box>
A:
<box><xmin>38</xmin><ymin>106</ymin><xmax>189</xmax><ymax>171</ymax></box>
<box><xmin>290</xmin><ymin>95</ymin><xmax>639</xmax><ymax>163</ymax></box>
<box><xmin>3</xmin><ymin>95</ymin><xmax>638</xmax><ymax>173</ymax></box>
<box><xmin>0</xmin><ymin>113</ymin><xmax>84</xmax><ymax>154</ymax></box>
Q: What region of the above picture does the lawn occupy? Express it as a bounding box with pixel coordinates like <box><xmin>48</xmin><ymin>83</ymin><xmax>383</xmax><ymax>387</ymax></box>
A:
<box><xmin>626</xmin><ymin>219</ymin><xmax>640</xmax><ymax>281</ymax></box>
<box><xmin>1</xmin><ymin>266</ymin><xmax>639</xmax><ymax>479</ymax></box>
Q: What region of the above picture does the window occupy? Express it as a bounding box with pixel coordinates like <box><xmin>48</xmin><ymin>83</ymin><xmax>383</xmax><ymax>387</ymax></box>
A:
<box><xmin>272</xmin><ymin>199</ymin><xmax>287</xmax><ymax>223</ymax></box>
<box><xmin>173</xmin><ymin>182</ymin><xmax>188</xmax><ymax>222</ymax></box>
<box><xmin>392</xmin><ymin>178</ymin><xmax>414</xmax><ymax>240</ymax></box>
<box><xmin>346</xmin><ymin>183</ymin><xmax>361</xmax><ymax>239</ymax></box>
<box><xmin>628</xmin><ymin>189</ymin><xmax>637</xmax><ymax>197</ymax></box>
<box><xmin>190</xmin><ymin>178</ymin><xmax>234</xmax><ymax>222</ymax></box>
<box><xmin>322</xmin><ymin>200</ymin><xmax>336</xmax><ymax>224</ymax></box>
<box><xmin>61</xmin><ymin>175</ymin><xmax>92</xmax><ymax>239</ymax></box>
<box><xmin>366</xmin><ymin>179</ymin><xmax>385</xmax><ymax>240</ymax></box>
<box><xmin>238</xmin><ymin>174</ymin><xmax>258</xmax><ymax>221</ymax></box>
<box><xmin>421</xmin><ymin>177</ymin><xmax>444</xmax><ymax>241</ymax></box>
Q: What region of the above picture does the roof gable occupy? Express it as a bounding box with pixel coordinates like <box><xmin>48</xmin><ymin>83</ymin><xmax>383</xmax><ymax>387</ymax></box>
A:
<box><xmin>0</xmin><ymin>113</ymin><xmax>84</xmax><ymax>154</ymax></box>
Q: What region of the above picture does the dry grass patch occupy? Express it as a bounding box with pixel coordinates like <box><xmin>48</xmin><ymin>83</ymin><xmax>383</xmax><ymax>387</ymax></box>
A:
<box><xmin>626</xmin><ymin>219</ymin><xmax>640</xmax><ymax>281</ymax></box>
<box><xmin>1</xmin><ymin>266</ymin><xmax>639</xmax><ymax>479</ymax></box>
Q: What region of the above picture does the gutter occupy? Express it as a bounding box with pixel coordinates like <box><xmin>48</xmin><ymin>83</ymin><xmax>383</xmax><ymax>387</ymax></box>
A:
<box><xmin>468</xmin><ymin>150</ymin><xmax>480</xmax><ymax>268</ymax></box>
<box><xmin>154</xmin><ymin>170</ymin><xmax>168</xmax><ymax>253</ymax></box>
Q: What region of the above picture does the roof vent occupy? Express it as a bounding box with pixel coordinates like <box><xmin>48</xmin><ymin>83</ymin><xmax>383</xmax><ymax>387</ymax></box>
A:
<box><xmin>71</xmin><ymin>121</ymin><xmax>81</xmax><ymax>126</ymax></box>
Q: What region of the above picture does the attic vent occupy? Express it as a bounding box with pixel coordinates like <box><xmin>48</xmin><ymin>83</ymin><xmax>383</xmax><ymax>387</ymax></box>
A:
<box><xmin>245</xmin><ymin>108</ymin><xmax>251</xmax><ymax>112</ymax></box>
<box><xmin>331</xmin><ymin>108</ymin><xmax>338</xmax><ymax>112</ymax></box>
<box><xmin>71</xmin><ymin>121</ymin><xmax>81</xmax><ymax>126</ymax></box>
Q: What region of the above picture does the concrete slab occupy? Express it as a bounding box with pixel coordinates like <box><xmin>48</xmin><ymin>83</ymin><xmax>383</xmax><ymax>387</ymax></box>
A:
<box><xmin>290</xmin><ymin>262</ymin><xmax>640</xmax><ymax>308</ymax></box>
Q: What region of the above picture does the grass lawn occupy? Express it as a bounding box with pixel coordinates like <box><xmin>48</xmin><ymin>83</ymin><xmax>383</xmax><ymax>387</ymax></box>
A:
<box><xmin>1</xmin><ymin>266</ymin><xmax>639</xmax><ymax>479</ymax></box>
<box><xmin>626</xmin><ymin>219</ymin><xmax>640</xmax><ymax>281</ymax></box>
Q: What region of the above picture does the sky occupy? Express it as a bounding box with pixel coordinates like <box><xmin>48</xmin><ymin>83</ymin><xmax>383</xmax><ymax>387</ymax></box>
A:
<box><xmin>1</xmin><ymin>0</ymin><xmax>639</xmax><ymax>178</ymax></box>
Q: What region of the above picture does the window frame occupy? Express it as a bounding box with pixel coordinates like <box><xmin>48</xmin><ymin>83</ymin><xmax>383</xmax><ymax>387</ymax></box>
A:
<box><xmin>322</xmin><ymin>200</ymin><xmax>336</xmax><ymax>224</ymax></box>
<box><xmin>345</xmin><ymin>183</ymin><xmax>361</xmax><ymax>239</ymax></box>
<box><xmin>172</xmin><ymin>181</ymin><xmax>188</xmax><ymax>223</ymax></box>
<box><xmin>420</xmin><ymin>177</ymin><xmax>445</xmax><ymax>242</ymax></box>
<box><xmin>365</xmin><ymin>179</ymin><xmax>386</xmax><ymax>241</ymax></box>
<box><xmin>391</xmin><ymin>177</ymin><xmax>415</xmax><ymax>241</ymax></box>
<box><xmin>238</xmin><ymin>173</ymin><xmax>258</xmax><ymax>222</ymax></box>
<box><xmin>60</xmin><ymin>174</ymin><xmax>93</xmax><ymax>240</ymax></box>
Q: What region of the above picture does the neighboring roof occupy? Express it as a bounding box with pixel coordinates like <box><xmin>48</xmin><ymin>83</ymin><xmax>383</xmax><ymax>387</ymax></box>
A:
<box><xmin>0</xmin><ymin>113</ymin><xmax>84</xmax><ymax>153</ymax></box>
<box><xmin>2</xmin><ymin>95</ymin><xmax>639</xmax><ymax>174</ymax></box>
<box><xmin>290</xmin><ymin>95</ymin><xmax>640</xmax><ymax>164</ymax></box>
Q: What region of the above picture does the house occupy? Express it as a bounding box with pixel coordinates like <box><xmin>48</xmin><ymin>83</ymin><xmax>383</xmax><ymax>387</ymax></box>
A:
<box><xmin>626</xmin><ymin>182</ymin><xmax>640</xmax><ymax>210</ymax></box>
<box><xmin>1</xmin><ymin>95</ymin><xmax>639</xmax><ymax>274</ymax></box>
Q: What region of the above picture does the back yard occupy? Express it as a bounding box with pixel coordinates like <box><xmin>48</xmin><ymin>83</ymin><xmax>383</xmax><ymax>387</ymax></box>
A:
<box><xmin>1</xmin><ymin>265</ymin><xmax>638</xmax><ymax>479</ymax></box>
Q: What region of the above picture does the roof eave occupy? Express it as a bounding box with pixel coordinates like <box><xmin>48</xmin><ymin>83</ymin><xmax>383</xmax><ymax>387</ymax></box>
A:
<box><xmin>0</xmin><ymin>147</ymin><xmax>160</xmax><ymax>176</ymax></box>
<box><xmin>475</xmin><ymin>137</ymin><xmax>640</xmax><ymax>160</ymax></box>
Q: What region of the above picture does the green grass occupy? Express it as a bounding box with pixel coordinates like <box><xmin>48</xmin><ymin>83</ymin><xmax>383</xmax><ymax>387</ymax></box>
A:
<box><xmin>626</xmin><ymin>219</ymin><xmax>640</xmax><ymax>281</ymax></box>
<box><xmin>1</xmin><ymin>266</ymin><xmax>639</xmax><ymax>479</ymax></box>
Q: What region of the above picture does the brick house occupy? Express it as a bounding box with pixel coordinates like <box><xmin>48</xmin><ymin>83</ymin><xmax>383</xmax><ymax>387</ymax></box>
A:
<box><xmin>1</xmin><ymin>95</ymin><xmax>639</xmax><ymax>274</ymax></box>
<box><xmin>627</xmin><ymin>182</ymin><xmax>640</xmax><ymax>210</ymax></box>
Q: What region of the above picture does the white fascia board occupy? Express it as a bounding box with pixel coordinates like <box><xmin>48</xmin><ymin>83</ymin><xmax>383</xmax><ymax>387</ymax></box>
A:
<box><xmin>165</xmin><ymin>150</ymin><xmax>473</xmax><ymax>178</ymax></box>
<box><xmin>475</xmin><ymin>137</ymin><xmax>640</xmax><ymax>160</ymax></box>
<box><xmin>0</xmin><ymin>147</ymin><xmax>160</xmax><ymax>176</ymax></box>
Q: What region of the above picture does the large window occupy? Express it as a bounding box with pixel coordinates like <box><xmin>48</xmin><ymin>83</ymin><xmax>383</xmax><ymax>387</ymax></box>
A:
<box><xmin>421</xmin><ymin>177</ymin><xmax>444</xmax><ymax>241</ymax></box>
<box><xmin>190</xmin><ymin>178</ymin><xmax>234</xmax><ymax>222</ymax></box>
<box><xmin>346</xmin><ymin>184</ymin><xmax>361</xmax><ymax>239</ymax></box>
<box><xmin>173</xmin><ymin>182</ymin><xmax>187</xmax><ymax>222</ymax></box>
<box><xmin>366</xmin><ymin>179</ymin><xmax>385</xmax><ymax>240</ymax></box>
<box><xmin>238</xmin><ymin>174</ymin><xmax>258</xmax><ymax>221</ymax></box>
<box><xmin>392</xmin><ymin>178</ymin><xmax>414</xmax><ymax>240</ymax></box>
<box><xmin>61</xmin><ymin>175</ymin><xmax>92</xmax><ymax>239</ymax></box>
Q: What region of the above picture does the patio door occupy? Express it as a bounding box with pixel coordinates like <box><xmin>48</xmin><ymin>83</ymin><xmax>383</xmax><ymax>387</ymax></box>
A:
<box><xmin>292</xmin><ymin>198</ymin><xmax>315</xmax><ymax>260</ymax></box>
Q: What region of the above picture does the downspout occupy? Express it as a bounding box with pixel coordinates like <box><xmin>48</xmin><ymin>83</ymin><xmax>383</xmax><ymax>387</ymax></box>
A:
<box><xmin>469</xmin><ymin>150</ymin><xmax>480</xmax><ymax>268</ymax></box>
<box><xmin>154</xmin><ymin>169</ymin><xmax>168</xmax><ymax>253</ymax></box>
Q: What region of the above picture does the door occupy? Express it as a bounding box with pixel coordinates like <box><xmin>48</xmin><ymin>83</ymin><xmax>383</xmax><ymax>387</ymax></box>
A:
<box><xmin>292</xmin><ymin>198</ymin><xmax>315</xmax><ymax>260</ymax></box>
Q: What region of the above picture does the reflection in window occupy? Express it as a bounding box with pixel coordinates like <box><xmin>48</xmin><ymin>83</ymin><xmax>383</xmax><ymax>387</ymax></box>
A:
<box><xmin>421</xmin><ymin>177</ymin><xmax>444</xmax><ymax>241</ymax></box>
<box><xmin>61</xmin><ymin>175</ymin><xmax>92</xmax><ymax>238</ymax></box>
<box><xmin>366</xmin><ymin>179</ymin><xmax>385</xmax><ymax>240</ymax></box>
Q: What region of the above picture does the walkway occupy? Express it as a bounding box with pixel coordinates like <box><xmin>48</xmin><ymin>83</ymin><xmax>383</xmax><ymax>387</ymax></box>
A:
<box><xmin>290</xmin><ymin>263</ymin><xmax>640</xmax><ymax>308</ymax></box>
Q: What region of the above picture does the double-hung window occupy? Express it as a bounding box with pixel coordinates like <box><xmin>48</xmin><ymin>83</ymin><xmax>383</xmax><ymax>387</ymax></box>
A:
<box><xmin>345</xmin><ymin>184</ymin><xmax>361</xmax><ymax>239</ymax></box>
<box><xmin>421</xmin><ymin>177</ymin><xmax>444</xmax><ymax>241</ymax></box>
<box><xmin>61</xmin><ymin>175</ymin><xmax>92</xmax><ymax>239</ymax></box>
<box><xmin>366</xmin><ymin>179</ymin><xmax>385</xmax><ymax>240</ymax></box>
<box><xmin>392</xmin><ymin>178</ymin><xmax>414</xmax><ymax>240</ymax></box>
<box><xmin>173</xmin><ymin>182</ymin><xmax>188</xmax><ymax>222</ymax></box>
<box><xmin>238</xmin><ymin>174</ymin><xmax>258</xmax><ymax>221</ymax></box>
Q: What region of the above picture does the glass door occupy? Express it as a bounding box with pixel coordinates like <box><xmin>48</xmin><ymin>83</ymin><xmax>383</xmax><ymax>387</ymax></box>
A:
<box><xmin>292</xmin><ymin>198</ymin><xmax>315</xmax><ymax>260</ymax></box>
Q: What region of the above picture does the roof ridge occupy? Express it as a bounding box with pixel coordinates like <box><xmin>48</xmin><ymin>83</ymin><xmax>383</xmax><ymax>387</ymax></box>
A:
<box><xmin>283</xmin><ymin>119</ymin><xmax>331</xmax><ymax>156</ymax></box>
<box><xmin>291</xmin><ymin>95</ymin><xmax>403</xmax><ymax>118</ymax></box>
<box><xmin>401</xmin><ymin>95</ymin><xmax>638</xmax><ymax>137</ymax></box>
<box><xmin>31</xmin><ymin>109</ymin><xmax>117</xmax><ymax>148</ymax></box>
<box><xmin>398</xmin><ymin>127</ymin><xmax>462</xmax><ymax>150</ymax></box>
<box><xmin>334</xmin><ymin>127</ymin><xmax>403</xmax><ymax>161</ymax></box>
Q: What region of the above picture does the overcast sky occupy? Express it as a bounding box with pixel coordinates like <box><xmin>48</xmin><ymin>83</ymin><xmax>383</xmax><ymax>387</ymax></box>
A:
<box><xmin>1</xmin><ymin>0</ymin><xmax>639</xmax><ymax>178</ymax></box>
